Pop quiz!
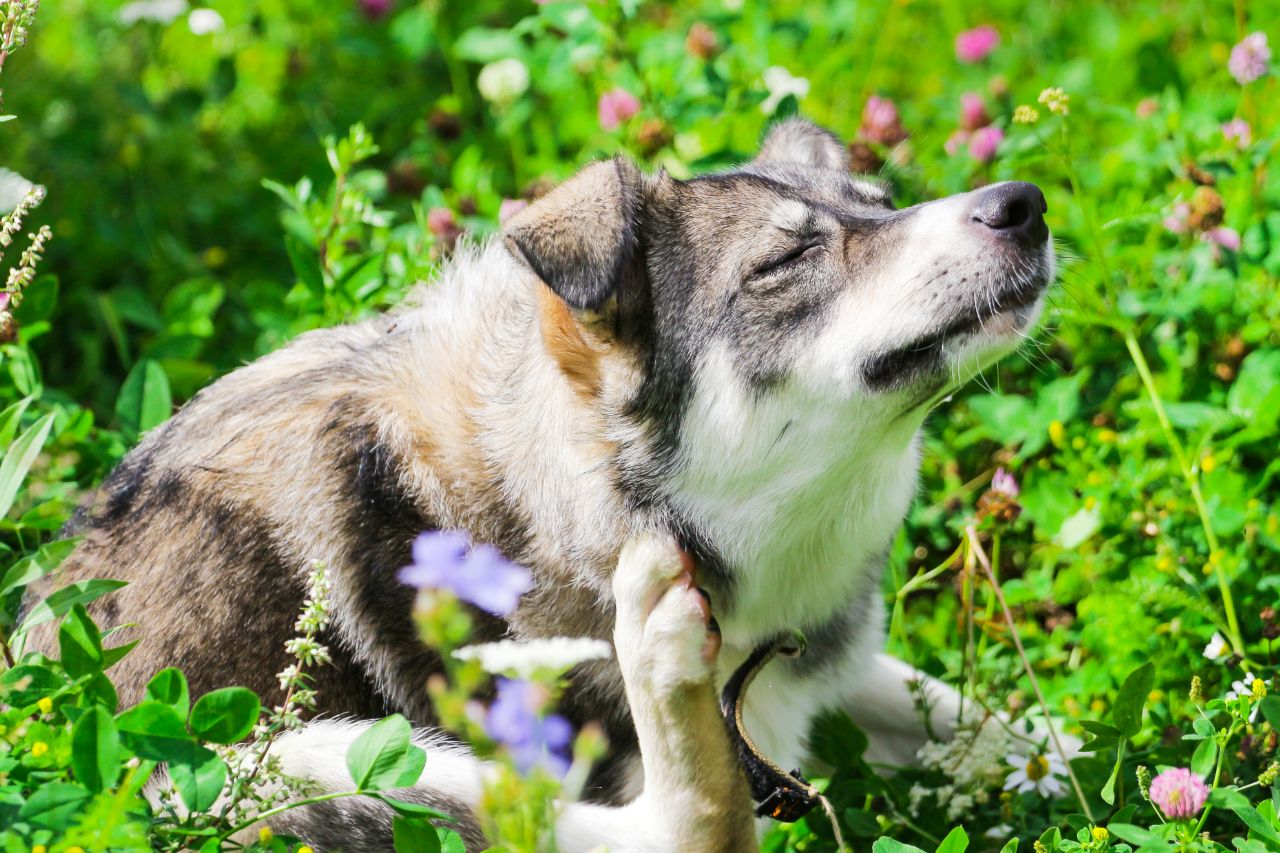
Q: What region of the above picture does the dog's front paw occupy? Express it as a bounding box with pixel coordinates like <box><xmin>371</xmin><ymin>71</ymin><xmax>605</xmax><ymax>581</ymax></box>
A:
<box><xmin>612</xmin><ymin>534</ymin><xmax>720</xmax><ymax>696</ymax></box>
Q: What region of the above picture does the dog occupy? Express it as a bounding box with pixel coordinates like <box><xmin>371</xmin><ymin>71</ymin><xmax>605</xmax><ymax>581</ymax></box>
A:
<box><xmin>31</xmin><ymin>117</ymin><xmax>1053</xmax><ymax>850</ymax></box>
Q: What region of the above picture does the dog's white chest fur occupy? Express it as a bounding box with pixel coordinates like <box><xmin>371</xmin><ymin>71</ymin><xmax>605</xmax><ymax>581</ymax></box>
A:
<box><xmin>670</xmin><ymin>344</ymin><xmax>922</xmax><ymax>647</ymax></box>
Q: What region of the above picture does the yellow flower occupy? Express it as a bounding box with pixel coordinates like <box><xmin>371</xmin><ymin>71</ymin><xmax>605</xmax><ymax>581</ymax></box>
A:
<box><xmin>1253</xmin><ymin>679</ymin><xmax>1268</xmax><ymax>701</ymax></box>
<box><xmin>1092</xmin><ymin>826</ymin><xmax>1109</xmax><ymax>841</ymax></box>
<box><xmin>260</xmin><ymin>828</ymin><xmax>274</xmax><ymax>843</ymax></box>
<box><xmin>1200</xmin><ymin>452</ymin><xmax>1216</xmax><ymax>473</ymax></box>
<box><xmin>1049</xmin><ymin>420</ymin><xmax>1065</xmax><ymax>446</ymax></box>
<box><xmin>1038</xmin><ymin>86</ymin><xmax>1071</xmax><ymax>115</ymax></box>
<box><xmin>32</xmin><ymin>846</ymin><xmax>47</xmax><ymax>853</ymax></box>
<box><xmin>1013</xmin><ymin>104</ymin><xmax>1040</xmax><ymax>124</ymax></box>
<box><xmin>1097</xmin><ymin>428</ymin><xmax>1117</xmax><ymax>444</ymax></box>
<box><xmin>67</xmin><ymin>847</ymin><xmax>85</xmax><ymax>853</ymax></box>
<box><xmin>37</xmin><ymin>697</ymin><xmax>53</xmax><ymax>715</ymax></box>
<box><xmin>30</xmin><ymin>741</ymin><xmax>49</xmax><ymax>758</ymax></box>
<box><xmin>297</xmin><ymin>847</ymin><xmax>315</xmax><ymax>853</ymax></box>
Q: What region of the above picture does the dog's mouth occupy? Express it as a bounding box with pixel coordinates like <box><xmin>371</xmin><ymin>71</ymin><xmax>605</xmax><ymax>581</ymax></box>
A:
<box><xmin>862</xmin><ymin>274</ymin><xmax>1047</xmax><ymax>392</ymax></box>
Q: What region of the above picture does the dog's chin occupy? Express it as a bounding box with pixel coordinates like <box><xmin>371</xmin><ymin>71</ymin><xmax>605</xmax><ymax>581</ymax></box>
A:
<box><xmin>863</xmin><ymin>282</ymin><xmax>1046</xmax><ymax>400</ymax></box>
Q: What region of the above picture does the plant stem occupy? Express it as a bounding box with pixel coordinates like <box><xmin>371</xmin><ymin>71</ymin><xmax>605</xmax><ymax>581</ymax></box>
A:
<box><xmin>221</xmin><ymin>790</ymin><xmax>364</xmax><ymax>840</ymax></box>
<box><xmin>966</xmin><ymin>526</ymin><xmax>1095</xmax><ymax>822</ymax></box>
<box><xmin>1123</xmin><ymin>330</ymin><xmax>1244</xmax><ymax>656</ymax></box>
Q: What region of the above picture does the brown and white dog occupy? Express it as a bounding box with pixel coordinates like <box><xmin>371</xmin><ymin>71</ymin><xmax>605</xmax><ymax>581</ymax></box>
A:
<box><xmin>33</xmin><ymin>118</ymin><xmax>1053</xmax><ymax>850</ymax></box>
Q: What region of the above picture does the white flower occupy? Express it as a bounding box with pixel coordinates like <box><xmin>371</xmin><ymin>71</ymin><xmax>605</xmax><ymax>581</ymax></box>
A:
<box><xmin>476</xmin><ymin>58</ymin><xmax>530</xmax><ymax>105</ymax></box>
<box><xmin>454</xmin><ymin>636</ymin><xmax>612</xmax><ymax>679</ymax></box>
<box><xmin>118</xmin><ymin>0</ymin><xmax>188</xmax><ymax>25</ymax></box>
<box><xmin>0</xmin><ymin>169</ymin><xmax>34</xmax><ymax>214</ymax></box>
<box><xmin>760</xmin><ymin>66</ymin><xmax>809</xmax><ymax>115</ymax></box>
<box><xmin>985</xmin><ymin>824</ymin><xmax>1014</xmax><ymax>840</ymax></box>
<box><xmin>1226</xmin><ymin>671</ymin><xmax>1263</xmax><ymax>720</ymax></box>
<box><xmin>1203</xmin><ymin>632</ymin><xmax>1229</xmax><ymax>661</ymax></box>
<box><xmin>187</xmin><ymin>8</ymin><xmax>224</xmax><ymax>34</ymax></box>
<box><xmin>1004</xmin><ymin>751</ymin><xmax>1068</xmax><ymax>798</ymax></box>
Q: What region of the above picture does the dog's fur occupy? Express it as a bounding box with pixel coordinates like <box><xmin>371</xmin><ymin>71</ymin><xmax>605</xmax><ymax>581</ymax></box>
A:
<box><xmin>31</xmin><ymin>118</ymin><xmax>1053</xmax><ymax>851</ymax></box>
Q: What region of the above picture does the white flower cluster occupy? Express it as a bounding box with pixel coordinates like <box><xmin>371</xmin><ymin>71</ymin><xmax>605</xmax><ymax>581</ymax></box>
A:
<box><xmin>454</xmin><ymin>636</ymin><xmax>613</xmax><ymax>679</ymax></box>
<box><xmin>911</xmin><ymin>718</ymin><xmax>1013</xmax><ymax>821</ymax></box>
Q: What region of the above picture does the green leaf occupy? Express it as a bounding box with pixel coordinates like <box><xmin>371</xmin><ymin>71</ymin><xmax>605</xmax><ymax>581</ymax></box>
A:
<box><xmin>1230</xmin><ymin>802</ymin><xmax>1280</xmax><ymax>847</ymax></box>
<box><xmin>188</xmin><ymin>687</ymin><xmax>260</xmax><ymax>744</ymax></box>
<box><xmin>1190</xmin><ymin>737</ymin><xmax>1217</xmax><ymax>778</ymax></box>
<box><xmin>1260</xmin><ymin>696</ymin><xmax>1280</xmax><ymax>730</ymax></box>
<box><xmin>998</xmin><ymin>840</ymin><xmax>1019</xmax><ymax>853</ymax></box>
<box><xmin>1106</xmin><ymin>824</ymin><xmax>1163</xmax><ymax>845</ymax></box>
<box><xmin>169</xmin><ymin>742</ymin><xmax>228</xmax><ymax>812</ymax></box>
<box><xmin>0</xmin><ymin>663</ymin><xmax>67</xmax><ymax>706</ymax></box>
<box><xmin>1053</xmin><ymin>506</ymin><xmax>1101</xmax><ymax>550</ymax></box>
<box><xmin>393</xmin><ymin>816</ymin><xmax>442</xmax><ymax>853</ymax></box>
<box><xmin>0</xmin><ymin>395</ymin><xmax>33</xmax><ymax>448</ymax></box>
<box><xmin>1210</xmin><ymin>786</ymin><xmax>1252</xmax><ymax>811</ymax></box>
<box><xmin>872</xmin><ymin>839</ymin><xmax>929</xmax><ymax>853</ymax></box>
<box><xmin>146</xmin><ymin>668</ymin><xmax>191</xmax><ymax>718</ymax></box>
<box><xmin>935</xmin><ymin>826</ymin><xmax>969</xmax><ymax>853</ymax></box>
<box><xmin>58</xmin><ymin>603</ymin><xmax>105</xmax><ymax>678</ymax></box>
<box><xmin>1101</xmin><ymin>748</ymin><xmax>1122</xmax><ymax>805</ymax></box>
<box><xmin>71</xmin><ymin>706</ymin><xmax>121</xmax><ymax>793</ymax></box>
<box><xmin>1192</xmin><ymin>715</ymin><xmax>1218</xmax><ymax>739</ymax></box>
<box><xmin>17</xmin><ymin>579</ymin><xmax>128</xmax><ymax>636</ymax></box>
<box><xmin>807</xmin><ymin>709</ymin><xmax>868</xmax><ymax>767</ymax></box>
<box><xmin>0</xmin><ymin>537</ymin><xmax>78</xmax><ymax>597</ymax></box>
<box><xmin>285</xmin><ymin>235</ymin><xmax>324</xmax><ymax>293</ymax></box>
<box><xmin>18</xmin><ymin>782</ymin><xmax>92</xmax><ymax>828</ymax></box>
<box><xmin>117</xmin><ymin>700</ymin><xmax>197</xmax><ymax>762</ymax></box>
<box><xmin>1113</xmin><ymin>662</ymin><xmax>1155</xmax><ymax>737</ymax></box>
<box><xmin>115</xmin><ymin>358</ymin><xmax>172</xmax><ymax>441</ymax></box>
<box><xmin>375</xmin><ymin>794</ymin><xmax>457</xmax><ymax>823</ymax></box>
<box><xmin>438</xmin><ymin>829</ymin><xmax>466</xmax><ymax>853</ymax></box>
<box><xmin>347</xmin><ymin>715</ymin><xmax>427</xmax><ymax>791</ymax></box>
<box><xmin>0</xmin><ymin>411</ymin><xmax>56</xmax><ymax>519</ymax></box>
<box><xmin>1079</xmin><ymin>720</ymin><xmax>1121</xmax><ymax>738</ymax></box>
<box><xmin>452</xmin><ymin>26</ymin><xmax>522</xmax><ymax>62</ymax></box>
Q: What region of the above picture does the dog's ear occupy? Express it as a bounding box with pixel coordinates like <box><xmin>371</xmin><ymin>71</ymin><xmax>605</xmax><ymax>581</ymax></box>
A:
<box><xmin>503</xmin><ymin>158</ymin><xmax>643</xmax><ymax>311</ymax></box>
<box><xmin>755</xmin><ymin>118</ymin><xmax>849</xmax><ymax>171</ymax></box>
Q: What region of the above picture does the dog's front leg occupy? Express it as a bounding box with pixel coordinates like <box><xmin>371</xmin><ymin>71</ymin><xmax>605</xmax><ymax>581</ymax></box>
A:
<box><xmin>558</xmin><ymin>535</ymin><xmax>757</xmax><ymax>852</ymax></box>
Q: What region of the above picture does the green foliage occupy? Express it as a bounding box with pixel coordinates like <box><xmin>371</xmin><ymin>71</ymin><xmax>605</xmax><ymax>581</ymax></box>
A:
<box><xmin>1</xmin><ymin>0</ymin><xmax>1279</xmax><ymax>850</ymax></box>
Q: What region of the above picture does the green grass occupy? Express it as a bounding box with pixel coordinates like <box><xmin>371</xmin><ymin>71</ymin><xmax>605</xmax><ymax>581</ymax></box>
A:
<box><xmin>2</xmin><ymin>0</ymin><xmax>1279</xmax><ymax>850</ymax></box>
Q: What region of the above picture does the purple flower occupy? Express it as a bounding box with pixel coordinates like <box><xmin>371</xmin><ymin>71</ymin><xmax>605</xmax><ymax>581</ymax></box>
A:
<box><xmin>358</xmin><ymin>0</ymin><xmax>392</xmax><ymax>20</ymax></box>
<box><xmin>598</xmin><ymin>88</ymin><xmax>641</xmax><ymax>131</ymax></box>
<box><xmin>860</xmin><ymin>95</ymin><xmax>902</xmax><ymax>145</ymax></box>
<box><xmin>945</xmin><ymin>129</ymin><xmax>969</xmax><ymax>157</ymax></box>
<box><xmin>991</xmin><ymin>468</ymin><xmax>1020</xmax><ymax>498</ymax></box>
<box><xmin>968</xmin><ymin>126</ymin><xmax>1004</xmax><ymax>162</ymax></box>
<box><xmin>1228</xmin><ymin>32</ymin><xmax>1270</xmax><ymax>85</ymax></box>
<box><xmin>955</xmin><ymin>26</ymin><xmax>999</xmax><ymax>63</ymax></box>
<box><xmin>960</xmin><ymin>92</ymin><xmax>990</xmax><ymax>131</ymax></box>
<box><xmin>399</xmin><ymin>531</ymin><xmax>533</xmax><ymax>616</ymax></box>
<box><xmin>1202</xmin><ymin>226</ymin><xmax>1241</xmax><ymax>252</ymax></box>
<box><xmin>485</xmin><ymin>678</ymin><xmax>574</xmax><ymax>777</ymax></box>
<box><xmin>1163</xmin><ymin>202</ymin><xmax>1191</xmax><ymax>234</ymax></box>
<box><xmin>1221</xmin><ymin>118</ymin><xmax>1252</xmax><ymax>149</ymax></box>
<box><xmin>0</xmin><ymin>293</ymin><xmax>9</xmax><ymax>311</ymax></box>
<box><xmin>499</xmin><ymin>198</ymin><xmax>528</xmax><ymax>224</ymax></box>
<box><xmin>1149</xmin><ymin>767</ymin><xmax>1209</xmax><ymax>819</ymax></box>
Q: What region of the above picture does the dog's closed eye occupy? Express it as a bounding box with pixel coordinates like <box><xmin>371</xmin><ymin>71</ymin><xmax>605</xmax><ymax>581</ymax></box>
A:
<box><xmin>747</xmin><ymin>240</ymin><xmax>824</xmax><ymax>280</ymax></box>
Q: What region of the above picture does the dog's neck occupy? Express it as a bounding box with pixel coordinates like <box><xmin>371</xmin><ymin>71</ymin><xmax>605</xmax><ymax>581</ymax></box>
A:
<box><xmin>662</xmin><ymin>344</ymin><xmax>924</xmax><ymax>648</ymax></box>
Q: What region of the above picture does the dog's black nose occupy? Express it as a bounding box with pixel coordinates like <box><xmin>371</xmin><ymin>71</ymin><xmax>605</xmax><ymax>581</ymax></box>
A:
<box><xmin>970</xmin><ymin>181</ymin><xmax>1048</xmax><ymax>246</ymax></box>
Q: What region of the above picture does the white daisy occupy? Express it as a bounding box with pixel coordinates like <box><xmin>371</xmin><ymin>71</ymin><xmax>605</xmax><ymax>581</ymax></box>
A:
<box><xmin>187</xmin><ymin>8</ymin><xmax>224</xmax><ymax>34</ymax></box>
<box><xmin>1226</xmin><ymin>671</ymin><xmax>1263</xmax><ymax>721</ymax></box>
<box><xmin>1203</xmin><ymin>632</ymin><xmax>1229</xmax><ymax>661</ymax></box>
<box><xmin>760</xmin><ymin>66</ymin><xmax>809</xmax><ymax>115</ymax></box>
<box><xmin>1004</xmin><ymin>751</ymin><xmax>1068</xmax><ymax>798</ymax></box>
<box><xmin>454</xmin><ymin>636</ymin><xmax>612</xmax><ymax>679</ymax></box>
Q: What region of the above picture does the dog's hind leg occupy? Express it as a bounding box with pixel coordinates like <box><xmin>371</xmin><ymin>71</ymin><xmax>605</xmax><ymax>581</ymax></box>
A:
<box><xmin>259</xmin><ymin>535</ymin><xmax>755</xmax><ymax>852</ymax></box>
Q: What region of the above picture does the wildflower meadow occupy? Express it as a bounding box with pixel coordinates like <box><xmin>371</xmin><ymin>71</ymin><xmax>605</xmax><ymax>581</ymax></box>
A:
<box><xmin>2</xmin><ymin>0</ymin><xmax>1279</xmax><ymax>850</ymax></box>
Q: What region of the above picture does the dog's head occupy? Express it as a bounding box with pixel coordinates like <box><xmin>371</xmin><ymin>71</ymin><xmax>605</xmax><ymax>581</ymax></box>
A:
<box><xmin>503</xmin><ymin>117</ymin><xmax>1053</xmax><ymax>626</ymax></box>
<box><xmin>504</xmin><ymin>119</ymin><xmax>1051</xmax><ymax>425</ymax></box>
